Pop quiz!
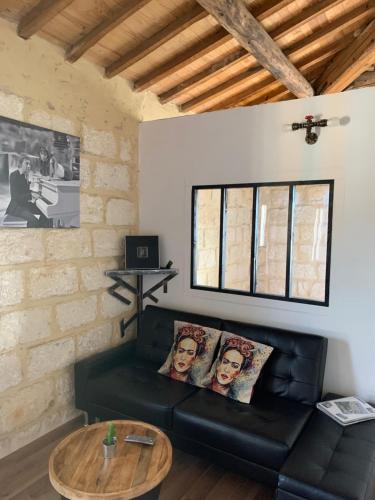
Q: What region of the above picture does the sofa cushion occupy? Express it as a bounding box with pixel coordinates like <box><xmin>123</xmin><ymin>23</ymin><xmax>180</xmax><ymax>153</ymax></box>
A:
<box><xmin>158</xmin><ymin>321</ymin><xmax>222</xmax><ymax>387</ymax></box>
<box><xmin>277</xmin><ymin>410</ymin><xmax>375</xmax><ymax>500</ymax></box>
<box><xmin>222</xmin><ymin>319</ymin><xmax>327</xmax><ymax>405</ymax></box>
<box><xmin>137</xmin><ymin>305</ymin><xmax>222</xmax><ymax>365</ymax></box>
<box><xmin>202</xmin><ymin>331</ymin><xmax>273</xmax><ymax>404</ymax></box>
<box><xmin>173</xmin><ymin>389</ymin><xmax>313</xmax><ymax>470</ymax></box>
<box><xmin>86</xmin><ymin>357</ymin><xmax>197</xmax><ymax>429</ymax></box>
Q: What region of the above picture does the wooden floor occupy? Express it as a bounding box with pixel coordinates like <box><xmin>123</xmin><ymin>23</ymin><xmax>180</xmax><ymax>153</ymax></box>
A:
<box><xmin>0</xmin><ymin>418</ymin><xmax>274</xmax><ymax>500</ymax></box>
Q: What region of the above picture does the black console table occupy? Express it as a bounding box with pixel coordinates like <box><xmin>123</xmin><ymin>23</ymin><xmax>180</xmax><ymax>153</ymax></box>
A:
<box><xmin>105</xmin><ymin>269</ymin><xmax>179</xmax><ymax>337</ymax></box>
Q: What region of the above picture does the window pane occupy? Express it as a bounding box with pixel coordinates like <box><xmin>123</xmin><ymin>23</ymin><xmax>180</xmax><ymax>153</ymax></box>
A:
<box><xmin>291</xmin><ymin>184</ymin><xmax>330</xmax><ymax>302</ymax></box>
<box><xmin>223</xmin><ymin>187</ymin><xmax>253</xmax><ymax>291</ymax></box>
<box><xmin>255</xmin><ymin>186</ymin><xmax>289</xmax><ymax>296</ymax></box>
<box><xmin>193</xmin><ymin>189</ymin><xmax>221</xmax><ymax>287</ymax></box>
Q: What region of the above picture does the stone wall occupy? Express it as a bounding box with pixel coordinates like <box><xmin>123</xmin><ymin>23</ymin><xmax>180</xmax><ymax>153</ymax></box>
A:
<box><xmin>194</xmin><ymin>185</ymin><xmax>329</xmax><ymax>299</ymax></box>
<box><xmin>0</xmin><ymin>18</ymin><xmax>180</xmax><ymax>459</ymax></box>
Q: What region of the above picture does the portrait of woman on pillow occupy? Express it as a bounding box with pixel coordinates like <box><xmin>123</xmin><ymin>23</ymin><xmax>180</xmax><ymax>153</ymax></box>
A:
<box><xmin>168</xmin><ymin>325</ymin><xmax>207</xmax><ymax>383</ymax></box>
<box><xmin>209</xmin><ymin>337</ymin><xmax>254</xmax><ymax>398</ymax></box>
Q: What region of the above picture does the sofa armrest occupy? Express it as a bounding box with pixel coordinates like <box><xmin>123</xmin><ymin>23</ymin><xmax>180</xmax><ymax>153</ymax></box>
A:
<box><xmin>74</xmin><ymin>340</ymin><xmax>136</xmax><ymax>411</ymax></box>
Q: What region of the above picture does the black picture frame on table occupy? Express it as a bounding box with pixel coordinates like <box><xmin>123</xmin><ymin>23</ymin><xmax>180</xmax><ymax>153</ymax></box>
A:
<box><xmin>125</xmin><ymin>235</ymin><xmax>160</xmax><ymax>270</ymax></box>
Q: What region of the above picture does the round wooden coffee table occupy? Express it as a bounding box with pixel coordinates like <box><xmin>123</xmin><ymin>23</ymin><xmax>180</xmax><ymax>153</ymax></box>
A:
<box><xmin>49</xmin><ymin>420</ymin><xmax>172</xmax><ymax>500</ymax></box>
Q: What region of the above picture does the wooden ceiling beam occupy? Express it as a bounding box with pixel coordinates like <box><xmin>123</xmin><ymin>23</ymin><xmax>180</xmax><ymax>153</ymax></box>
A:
<box><xmin>18</xmin><ymin>0</ymin><xmax>74</xmax><ymax>39</ymax></box>
<box><xmin>190</xmin><ymin>0</ymin><xmax>314</xmax><ymax>98</ymax></box>
<box><xmin>347</xmin><ymin>69</ymin><xmax>375</xmax><ymax>89</ymax></box>
<box><xmin>105</xmin><ymin>5</ymin><xmax>208</xmax><ymax>78</ymax></box>
<box><xmin>133</xmin><ymin>0</ymin><xmax>295</xmax><ymax>92</ymax></box>
<box><xmin>66</xmin><ymin>0</ymin><xmax>153</xmax><ymax>63</ymax></box>
<box><xmin>159</xmin><ymin>0</ymin><xmax>349</xmax><ymax>104</ymax></box>
<box><xmin>316</xmin><ymin>19</ymin><xmax>375</xmax><ymax>94</ymax></box>
<box><xmin>179</xmin><ymin>6</ymin><xmax>369</xmax><ymax>113</ymax></box>
<box><xmin>207</xmin><ymin>35</ymin><xmax>353</xmax><ymax>112</ymax></box>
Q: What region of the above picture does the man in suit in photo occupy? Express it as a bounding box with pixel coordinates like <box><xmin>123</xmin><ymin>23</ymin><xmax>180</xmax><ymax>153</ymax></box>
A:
<box><xmin>6</xmin><ymin>154</ymin><xmax>49</xmax><ymax>227</ymax></box>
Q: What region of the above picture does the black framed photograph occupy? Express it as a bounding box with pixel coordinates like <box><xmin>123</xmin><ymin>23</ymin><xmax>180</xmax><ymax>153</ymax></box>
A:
<box><xmin>125</xmin><ymin>236</ymin><xmax>159</xmax><ymax>269</ymax></box>
<box><xmin>0</xmin><ymin>115</ymin><xmax>80</xmax><ymax>228</ymax></box>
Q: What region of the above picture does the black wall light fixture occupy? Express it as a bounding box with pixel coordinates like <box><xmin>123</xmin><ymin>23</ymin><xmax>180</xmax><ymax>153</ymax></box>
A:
<box><xmin>292</xmin><ymin>115</ymin><xmax>328</xmax><ymax>144</ymax></box>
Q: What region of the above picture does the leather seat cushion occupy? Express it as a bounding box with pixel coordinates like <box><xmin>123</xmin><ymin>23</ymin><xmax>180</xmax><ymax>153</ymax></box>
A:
<box><xmin>86</xmin><ymin>357</ymin><xmax>197</xmax><ymax>429</ymax></box>
<box><xmin>173</xmin><ymin>389</ymin><xmax>313</xmax><ymax>470</ymax></box>
<box><xmin>278</xmin><ymin>410</ymin><xmax>375</xmax><ymax>500</ymax></box>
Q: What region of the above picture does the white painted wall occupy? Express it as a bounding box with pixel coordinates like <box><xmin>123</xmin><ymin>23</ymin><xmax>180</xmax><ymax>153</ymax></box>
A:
<box><xmin>139</xmin><ymin>88</ymin><xmax>375</xmax><ymax>401</ymax></box>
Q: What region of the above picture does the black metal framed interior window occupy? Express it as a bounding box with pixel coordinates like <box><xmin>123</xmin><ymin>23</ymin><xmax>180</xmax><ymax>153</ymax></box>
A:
<box><xmin>191</xmin><ymin>180</ymin><xmax>334</xmax><ymax>306</ymax></box>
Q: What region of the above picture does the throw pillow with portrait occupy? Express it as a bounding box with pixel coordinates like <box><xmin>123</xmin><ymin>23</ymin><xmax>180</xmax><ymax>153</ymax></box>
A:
<box><xmin>202</xmin><ymin>332</ymin><xmax>273</xmax><ymax>404</ymax></box>
<box><xmin>158</xmin><ymin>321</ymin><xmax>222</xmax><ymax>387</ymax></box>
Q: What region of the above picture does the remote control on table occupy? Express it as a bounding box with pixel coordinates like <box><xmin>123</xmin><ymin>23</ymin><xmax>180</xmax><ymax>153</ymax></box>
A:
<box><xmin>124</xmin><ymin>434</ymin><xmax>155</xmax><ymax>446</ymax></box>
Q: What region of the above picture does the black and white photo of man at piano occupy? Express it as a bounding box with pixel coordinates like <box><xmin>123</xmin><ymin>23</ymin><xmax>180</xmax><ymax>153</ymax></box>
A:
<box><xmin>0</xmin><ymin>115</ymin><xmax>80</xmax><ymax>228</ymax></box>
<box><xmin>5</xmin><ymin>154</ymin><xmax>50</xmax><ymax>228</ymax></box>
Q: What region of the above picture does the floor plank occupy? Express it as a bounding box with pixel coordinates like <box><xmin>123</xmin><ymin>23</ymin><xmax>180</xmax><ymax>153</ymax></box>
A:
<box><xmin>0</xmin><ymin>419</ymin><xmax>274</xmax><ymax>500</ymax></box>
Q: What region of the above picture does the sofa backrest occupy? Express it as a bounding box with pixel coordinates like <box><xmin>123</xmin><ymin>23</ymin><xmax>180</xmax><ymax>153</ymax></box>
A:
<box><xmin>222</xmin><ymin>320</ymin><xmax>327</xmax><ymax>405</ymax></box>
<box><xmin>137</xmin><ymin>305</ymin><xmax>222</xmax><ymax>367</ymax></box>
<box><xmin>137</xmin><ymin>305</ymin><xmax>327</xmax><ymax>405</ymax></box>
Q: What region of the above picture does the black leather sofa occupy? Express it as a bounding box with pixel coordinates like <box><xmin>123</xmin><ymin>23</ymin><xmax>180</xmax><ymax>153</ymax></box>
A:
<box><xmin>75</xmin><ymin>305</ymin><xmax>375</xmax><ymax>499</ymax></box>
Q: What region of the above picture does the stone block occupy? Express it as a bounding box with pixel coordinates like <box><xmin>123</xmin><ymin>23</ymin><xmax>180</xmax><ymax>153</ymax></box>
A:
<box><xmin>46</xmin><ymin>229</ymin><xmax>91</xmax><ymax>260</ymax></box>
<box><xmin>106</xmin><ymin>199</ymin><xmax>136</xmax><ymax>226</ymax></box>
<box><xmin>27</xmin><ymin>338</ymin><xmax>75</xmax><ymax>380</ymax></box>
<box><xmin>269</xmin><ymin>226</ymin><xmax>287</xmax><ymax>244</ymax></box>
<box><xmin>80</xmin><ymin>157</ymin><xmax>91</xmax><ymax>190</ymax></box>
<box><xmin>83</xmin><ymin>126</ymin><xmax>117</xmax><ymax>159</ymax></box>
<box><xmin>0</xmin><ymin>307</ymin><xmax>52</xmax><ymax>347</ymax></box>
<box><xmin>93</xmin><ymin>229</ymin><xmax>123</xmax><ymax>257</ymax></box>
<box><xmin>80</xmin><ymin>260</ymin><xmax>117</xmax><ymax>291</ymax></box>
<box><xmin>268</xmin><ymin>244</ymin><xmax>287</xmax><ymax>262</ymax></box>
<box><xmin>81</xmin><ymin>194</ymin><xmax>104</xmax><ymax>224</ymax></box>
<box><xmin>55</xmin><ymin>370</ymin><xmax>74</xmax><ymax>407</ymax></box>
<box><xmin>101</xmin><ymin>293</ymin><xmax>131</xmax><ymax>319</ymax></box>
<box><xmin>311</xmin><ymin>282</ymin><xmax>326</xmax><ymax>301</ymax></box>
<box><xmin>94</xmin><ymin>162</ymin><xmax>130</xmax><ymax>192</ymax></box>
<box><xmin>0</xmin><ymin>352</ymin><xmax>22</xmax><ymax>392</ymax></box>
<box><xmin>56</xmin><ymin>296</ymin><xmax>97</xmax><ymax>331</ymax></box>
<box><xmin>29</xmin><ymin>265</ymin><xmax>78</xmax><ymax>300</ymax></box>
<box><xmin>294</xmin><ymin>224</ymin><xmax>315</xmax><ymax>244</ymax></box>
<box><xmin>0</xmin><ymin>379</ymin><xmax>54</xmax><ymax>434</ymax></box>
<box><xmin>28</xmin><ymin>111</ymin><xmax>76</xmax><ymax>136</ymax></box>
<box><xmin>0</xmin><ymin>270</ymin><xmax>24</xmax><ymax>306</ymax></box>
<box><xmin>294</xmin><ymin>206</ymin><xmax>317</xmax><ymax>225</ymax></box>
<box><xmin>0</xmin><ymin>91</ymin><xmax>24</xmax><ymax>121</ymax></box>
<box><xmin>270</xmin><ymin>188</ymin><xmax>289</xmax><ymax>208</ymax></box>
<box><xmin>268</xmin><ymin>279</ymin><xmax>286</xmax><ymax>296</ymax></box>
<box><xmin>0</xmin><ymin>230</ymin><xmax>44</xmax><ymax>265</ymax></box>
<box><xmin>292</xmin><ymin>263</ymin><xmax>317</xmax><ymax>280</ymax></box>
<box><xmin>268</xmin><ymin>208</ymin><xmax>288</xmax><ymax>226</ymax></box>
<box><xmin>269</xmin><ymin>261</ymin><xmax>287</xmax><ymax>279</ymax></box>
<box><xmin>120</xmin><ymin>139</ymin><xmax>133</xmax><ymax>162</ymax></box>
<box><xmin>77</xmin><ymin>323</ymin><xmax>112</xmax><ymax>359</ymax></box>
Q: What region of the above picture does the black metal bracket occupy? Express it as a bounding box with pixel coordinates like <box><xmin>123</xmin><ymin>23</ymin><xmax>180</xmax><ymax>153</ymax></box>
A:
<box><xmin>105</xmin><ymin>269</ymin><xmax>179</xmax><ymax>338</ymax></box>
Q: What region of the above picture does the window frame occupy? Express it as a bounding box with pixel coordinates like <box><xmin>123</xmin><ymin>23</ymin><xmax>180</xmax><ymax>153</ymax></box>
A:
<box><xmin>191</xmin><ymin>180</ymin><xmax>334</xmax><ymax>307</ymax></box>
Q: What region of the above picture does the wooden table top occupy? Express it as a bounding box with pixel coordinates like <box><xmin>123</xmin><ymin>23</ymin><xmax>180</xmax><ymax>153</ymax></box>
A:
<box><xmin>49</xmin><ymin>420</ymin><xmax>173</xmax><ymax>500</ymax></box>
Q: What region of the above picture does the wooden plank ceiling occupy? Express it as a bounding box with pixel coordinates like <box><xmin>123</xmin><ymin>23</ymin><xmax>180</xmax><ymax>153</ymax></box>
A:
<box><xmin>1</xmin><ymin>0</ymin><xmax>375</xmax><ymax>114</ymax></box>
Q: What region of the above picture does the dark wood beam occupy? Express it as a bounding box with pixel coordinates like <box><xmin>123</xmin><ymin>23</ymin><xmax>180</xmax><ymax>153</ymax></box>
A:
<box><xmin>133</xmin><ymin>0</ymin><xmax>295</xmax><ymax>92</ymax></box>
<box><xmin>160</xmin><ymin>0</ymin><xmax>374</xmax><ymax>104</ymax></box>
<box><xmin>194</xmin><ymin>0</ymin><xmax>313</xmax><ymax>98</ymax></box>
<box><xmin>105</xmin><ymin>5</ymin><xmax>208</xmax><ymax>78</ymax></box>
<box><xmin>316</xmin><ymin>19</ymin><xmax>375</xmax><ymax>94</ymax></box>
<box><xmin>66</xmin><ymin>0</ymin><xmax>153</xmax><ymax>63</ymax></box>
<box><xmin>18</xmin><ymin>0</ymin><xmax>74</xmax><ymax>39</ymax></box>
<box><xmin>179</xmin><ymin>7</ymin><xmax>367</xmax><ymax>113</ymax></box>
<box><xmin>208</xmin><ymin>35</ymin><xmax>353</xmax><ymax>112</ymax></box>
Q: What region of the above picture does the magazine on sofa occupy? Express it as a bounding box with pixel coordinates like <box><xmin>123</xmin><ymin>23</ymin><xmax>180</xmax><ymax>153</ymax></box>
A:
<box><xmin>317</xmin><ymin>396</ymin><xmax>375</xmax><ymax>426</ymax></box>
